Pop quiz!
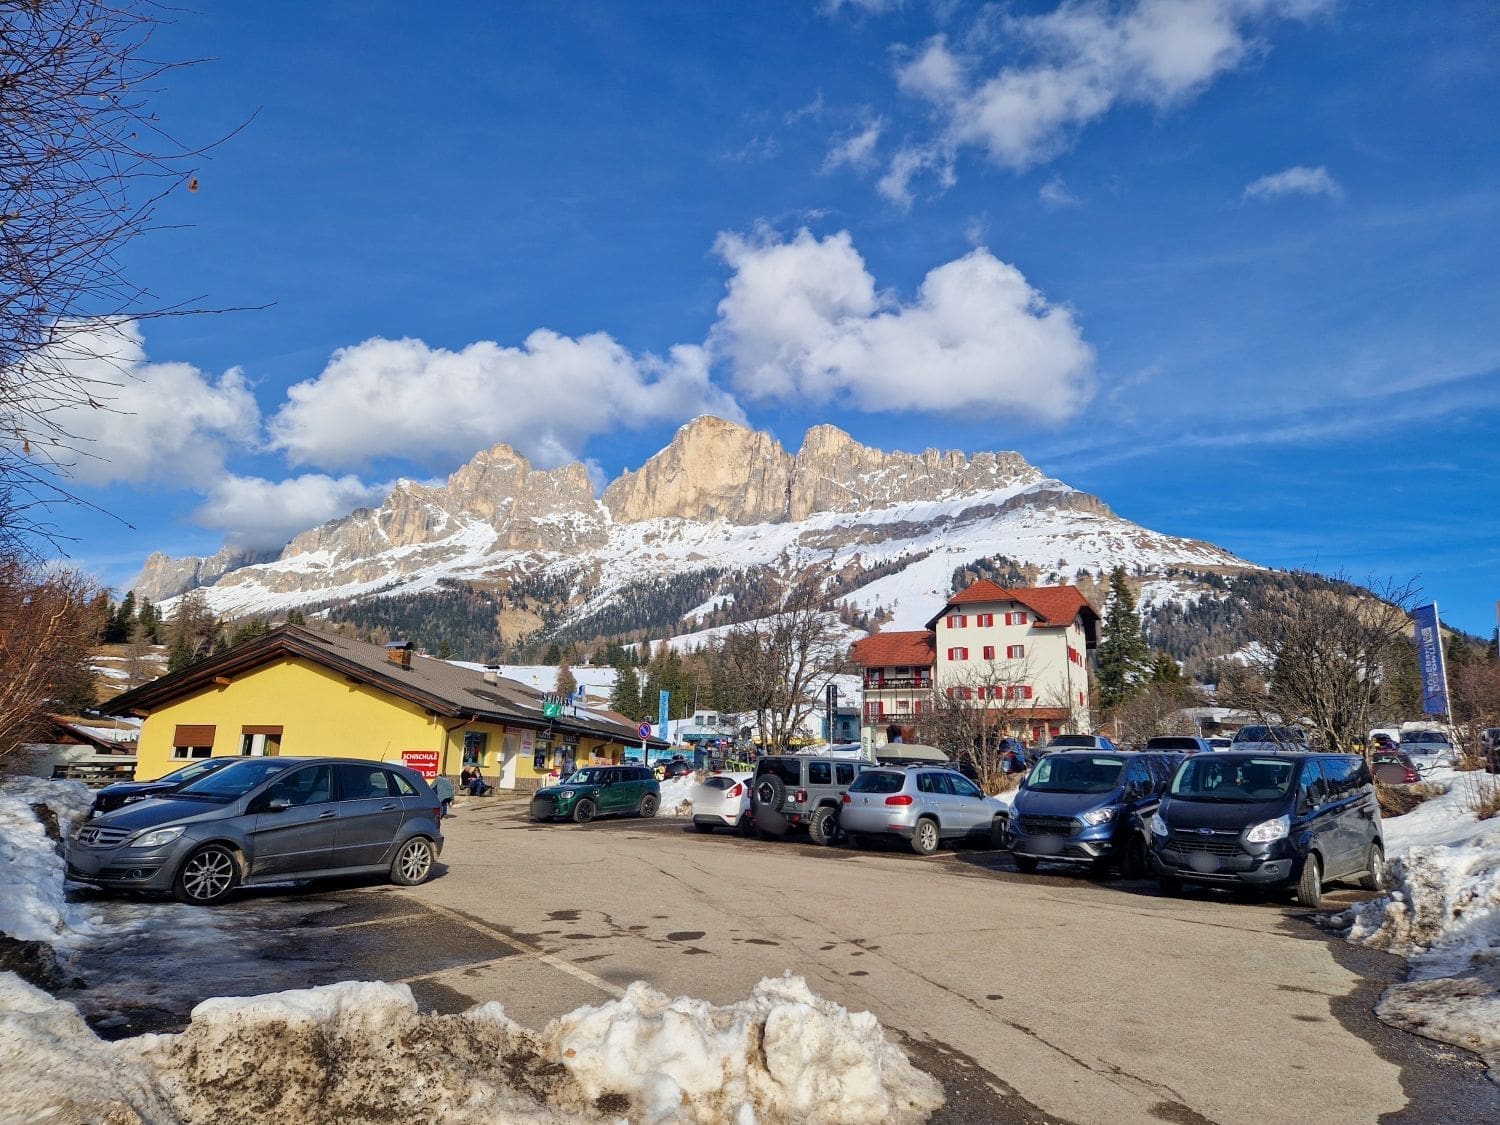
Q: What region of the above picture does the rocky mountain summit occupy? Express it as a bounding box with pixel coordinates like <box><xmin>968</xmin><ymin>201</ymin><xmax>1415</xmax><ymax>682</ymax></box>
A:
<box><xmin>133</xmin><ymin>417</ymin><xmax>1251</xmax><ymax>637</ymax></box>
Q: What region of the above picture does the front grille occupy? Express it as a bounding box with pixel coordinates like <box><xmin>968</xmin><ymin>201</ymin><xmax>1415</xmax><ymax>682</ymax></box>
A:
<box><xmin>1017</xmin><ymin>815</ymin><xmax>1080</xmax><ymax>837</ymax></box>
<box><xmin>74</xmin><ymin>825</ymin><xmax>131</xmax><ymax>848</ymax></box>
<box><xmin>1169</xmin><ymin>833</ymin><xmax>1243</xmax><ymax>857</ymax></box>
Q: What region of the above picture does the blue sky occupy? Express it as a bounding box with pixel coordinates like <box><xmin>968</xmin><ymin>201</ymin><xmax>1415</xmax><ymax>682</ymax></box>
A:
<box><xmin>37</xmin><ymin>1</ymin><xmax>1499</xmax><ymax>635</ymax></box>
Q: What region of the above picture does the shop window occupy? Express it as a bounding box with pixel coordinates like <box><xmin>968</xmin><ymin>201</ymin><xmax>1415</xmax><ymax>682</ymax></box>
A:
<box><xmin>463</xmin><ymin>731</ymin><xmax>489</xmax><ymax>766</ymax></box>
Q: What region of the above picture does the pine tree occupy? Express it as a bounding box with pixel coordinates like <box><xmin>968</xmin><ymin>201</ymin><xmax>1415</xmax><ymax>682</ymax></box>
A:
<box><xmin>1096</xmin><ymin>566</ymin><xmax>1151</xmax><ymax>712</ymax></box>
<box><xmin>610</xmin><ymin>665</ymin><xmax>643</xmax><ymax>720</ymax></box>
<box><xmin>286</xmin><ymin>608</ymin><xmax>306</xmax><ymax>627</ymax></box>
<box><xmin>555</xmin><ymin>660</ymin><xmax>577</xmax><ymax>699</ymax></box>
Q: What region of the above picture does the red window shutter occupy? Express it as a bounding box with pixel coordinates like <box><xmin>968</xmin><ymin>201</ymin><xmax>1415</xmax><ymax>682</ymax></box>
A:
<box><xmin>983</xmin><ymin>645</ymin><xmax>995</xmax><ymax>660</ymax></box>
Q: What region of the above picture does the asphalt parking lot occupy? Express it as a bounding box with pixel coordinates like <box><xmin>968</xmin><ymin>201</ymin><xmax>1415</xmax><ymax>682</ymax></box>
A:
<box><xmin>66</xmin><ymin>799</ymin><xmax>1500</xmax><ymax>1125</ymax></box>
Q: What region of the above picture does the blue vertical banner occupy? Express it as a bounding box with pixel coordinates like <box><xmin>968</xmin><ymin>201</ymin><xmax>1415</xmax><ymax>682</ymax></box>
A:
<box><xmin>1411</xmin><ymin>603</ymin><xmax>1449</xmax><ymax>716</ymax></box>
<box><xmin>658</xmin><ymin>689</ymin><xmax>670</xmax><ymax>733</ymax></box>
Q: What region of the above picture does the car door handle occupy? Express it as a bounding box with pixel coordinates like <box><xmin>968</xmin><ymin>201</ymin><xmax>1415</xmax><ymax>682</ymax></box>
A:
<box><xmin>381</xmin><ymin>803</ymin><xmax>397</xmax><ymax>810</ymax></box>
<box><xmin>318</xmin><ymin>810</ymin><xmax>338</xmax><ymax>819</ymax></box>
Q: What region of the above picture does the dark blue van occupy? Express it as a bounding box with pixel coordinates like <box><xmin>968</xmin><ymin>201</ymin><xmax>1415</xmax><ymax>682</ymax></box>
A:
<box><xmin>1148</xmin><ymin>751</ymin><xmax>1384</xmax><ymax>908</ymax></box>
<box><xmin>1008</xmin><ymin>750</ymin><xmax>1182</xmax><ymax>878</ymax></box>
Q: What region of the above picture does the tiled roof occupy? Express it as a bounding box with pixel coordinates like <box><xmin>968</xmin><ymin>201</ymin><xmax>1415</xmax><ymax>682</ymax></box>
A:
<box><xmin>104</xmin><ymin>625</ymin><xmax>663</xmax><ymax>748</ymax></box>
<box><xmin>849</xmin><ymin>630</ymin><xmax>936</xmax><ymax>668</ymax></box>
<box><xmin>926</xmin><ymin>581</ymin><xmax>1098</xmax><ymax>633</ymax></box>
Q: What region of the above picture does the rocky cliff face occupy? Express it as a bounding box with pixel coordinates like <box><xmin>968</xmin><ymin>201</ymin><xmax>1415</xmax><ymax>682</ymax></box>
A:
<box><xmin>130</xmin><ymin>546</ymin><xmax>280</xmax><ymax>603</ymax></box>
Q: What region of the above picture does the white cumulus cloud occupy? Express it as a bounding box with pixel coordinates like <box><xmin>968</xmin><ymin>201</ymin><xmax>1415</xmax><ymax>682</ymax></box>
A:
<box><xmin>21</xmin><ymin>320</ymin><xmax>260</xmax><ymax>486</ymax></box>
<box><xmin>824</xmin><ymin>121</ymin><xmax>885</xmax><ymax>172</ymax></box>
<box><xmin>1243</xmin><ymin>164</ymin><xmax>1343</xmax><ymax>200</ymax></box>
<box><xmin>889</xmin><ymin>1</ymin><xmax>1332</xmax><ymax>190</ymax></box>
<box><xmin>711</xmin><ymin>227</ymin><xmax>1094</xmax><ymax>422</ymax></box>
<box><xmin>268</xmin><ymin>332</ymin><xmax>743</xmax><ymax>473</ymax></box>
<box><xmin>193</xmin><ymin>472</ymin><xmax>392</xmax><ymax>551</ymax></box>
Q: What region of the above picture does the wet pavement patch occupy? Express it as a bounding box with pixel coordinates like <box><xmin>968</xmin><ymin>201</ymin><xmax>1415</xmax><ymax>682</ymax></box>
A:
<box><xmin>665</xmin><ymin>930</ymin><xmax>705</xmax><ymax>941</ymax></box>
<box><xmin>895</xmin><ymin>1031</ymin><xmax>1071</xmax><ymax>1125</ymax></box>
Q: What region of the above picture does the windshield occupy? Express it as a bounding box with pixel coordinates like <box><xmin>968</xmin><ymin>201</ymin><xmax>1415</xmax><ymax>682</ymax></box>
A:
<box><xmin>1047</xmin><ymin>735</ymin><xmax>1095</xmax><ymax>748</ymax></box>
<box><xmin>849</xmin><ymin>770</ymin><xmax>905</xmax><ymax>794</ymax></box>
<box><xmin>176</xmin><ymin>758</ymin><xmax>294</xmax><ymax>800</ymax></box>
<box><xmin>566</xmin><ymin>768</ymin><xmax>608</xmax><ymax>785</ymax></box>
<box><xmin>1025</xmin><ymin>756</ymin><xmax>1124</xmax><ymax>794</ymax></box>
<box><xmin>1400</xmin><ymin>732</ymin><xmax>1449</xmax><ymax>746</ymax></box>
<box><xmin>155</xmin><ymin>758</ymin><xmax>228</xmax><ymax>784</ymax></box>
<box><xmin>1233</xmin><ymin>726</ymin><xmax>1303</xmax><ymax>745</ymax></box>
<box><xmin>1146</xmin><ymin>737</ymin><xmax>1201</xmax><ymax>750</ymax></box>
<box><xmin>1372</xmin><ymin>752</ymin><xmax>1405</xmax><ymax>765</ymax></box>
<box><xmin>1170</xmin><ymin>756</ymin><xmax>1295</xmax><ymax>802</ymax></box>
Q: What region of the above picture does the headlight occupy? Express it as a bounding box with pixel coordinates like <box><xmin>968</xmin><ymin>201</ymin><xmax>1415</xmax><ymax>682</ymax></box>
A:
<box><xmin>1150</xmin><ymin>812</ymin><xmax>1168</xmax><ymax>837</ymax></box>
<box><xmin>1081</xmin><ymin>807</ymin><xmax>1115</xmax><ymax>826</ymax></box>
<box><xmin>560</xmin><ymin>789</ymin><xmax>575</xmax><ymax>799</ymax></box>
<box><xmin>131</xmin><ymin>825</ymin><xmax>185</xmax><ymax>849</ymax></box>
<box><xmin>1244</xmin><ymin>815</ymin><xmax>1290</xmax><ymax>844</ymax></box>
<box><xmin>122</xmin><ymin>794</ymin><xmax>147</xmax><ymax>805</ymax></box>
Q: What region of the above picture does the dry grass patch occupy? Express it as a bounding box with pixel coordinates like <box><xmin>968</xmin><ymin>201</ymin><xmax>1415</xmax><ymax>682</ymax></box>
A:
<box><xmin>1377</xmin><ymin>782</ymin><xmax>1444</xmax><ymax>818</ymax></box>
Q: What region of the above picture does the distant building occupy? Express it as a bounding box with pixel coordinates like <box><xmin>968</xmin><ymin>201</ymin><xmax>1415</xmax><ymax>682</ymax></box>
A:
<box><xmin>850</xmin><ymin>580</ymin><xmax>1100</xmax><ymax>744</ymax></box>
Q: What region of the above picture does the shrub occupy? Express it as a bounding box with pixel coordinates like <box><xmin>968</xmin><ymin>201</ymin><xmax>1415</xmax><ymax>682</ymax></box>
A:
<box><xmin>1376</xmin><ymin>782</ymin><xmax>1444</xmax><ymax>818</ymax></box>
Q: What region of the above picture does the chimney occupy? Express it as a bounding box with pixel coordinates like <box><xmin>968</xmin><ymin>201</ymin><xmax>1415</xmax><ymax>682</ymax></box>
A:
<box><xmin>483</xmin><ymin>664</ymin><xmax>500</xmax><ymax>685</ymax></box>
<box><xmin>385</xmin><ymin>641</ymin><xmax>413</xmax><ymax>670</ymax></box>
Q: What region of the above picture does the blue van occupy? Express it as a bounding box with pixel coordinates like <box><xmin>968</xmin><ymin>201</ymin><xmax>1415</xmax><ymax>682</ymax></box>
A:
<box><xmin>1008</xmin><ymin>750</ymin><xmax>1182</xmax><ymax>878</ymax></box>
<box><xmin>1148</xmin><ymin>751</ymin><xmax>1384</xmax><ymax>908</ymax></box>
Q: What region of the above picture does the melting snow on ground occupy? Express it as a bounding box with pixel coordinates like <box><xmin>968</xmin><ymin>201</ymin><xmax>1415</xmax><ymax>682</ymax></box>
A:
<box><xmin>1330</xmin><ymin>770</ymin><xmax>1500</xmax><ymax>1078</ymax></box>
<box><xmin>0</xmin><ymin>777</ymin><xmax>943</xmax><ymax>1122</ymax></box>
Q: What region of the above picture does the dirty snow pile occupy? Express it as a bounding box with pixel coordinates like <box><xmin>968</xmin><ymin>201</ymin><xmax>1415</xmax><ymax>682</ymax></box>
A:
<box><xmin>0</xmin><ymin>971</ymin><xmax>944</xmax><ymax>1124</ymax></box>
<box><xmin>659</xmin><ymin>774</ymin><xmax>697</xmax><ymax>816</ymax></box>
<box><xmin>1332</xmin><ymin>770</ymin><xmax>1500</xmax><ymax>1078</ymax></box>
<box><xmin>0</xmin><ymin>777</ymin><xmax>99</xmax><ymax>947</ymax></box>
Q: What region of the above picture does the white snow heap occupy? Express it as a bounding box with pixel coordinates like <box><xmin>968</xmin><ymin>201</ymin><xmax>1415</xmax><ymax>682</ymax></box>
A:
<box><xmin>0</xmin><ymin>973</ymin><xmax>944</xmax><ymax>1124</ymax></box>
<box><xmin>0</xmin><ymin>776</ymin><xmax>98</xmax><ymax>946</ymax></box>
<box><xmin>658</xmin><ymin>774</ymin><xmax>696</xmax><ymax>816</ymax></box>
<box><xmin>1333</xmin><ymin>772</ymin><xmax>1500</xmax><ymax>1078</ymax></box>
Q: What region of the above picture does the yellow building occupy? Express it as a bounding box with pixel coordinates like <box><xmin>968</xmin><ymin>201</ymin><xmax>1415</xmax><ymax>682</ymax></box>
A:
<box><xmin>105</xmin><ymin>625</ymin><xmax>662</xmax><ymax>789</ymax></box>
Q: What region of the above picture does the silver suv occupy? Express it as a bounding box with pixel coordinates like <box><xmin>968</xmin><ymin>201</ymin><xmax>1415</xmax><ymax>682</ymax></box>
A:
<box><xmin>840</xmin><ymin>766</ymin><xmax>1009</xmax><ymax>854</ymax></box>
<box><xmin>750</xmin><ymin>754</ymin><xmax>869</xmax><ymax>844</ymax></box>
<box><xmin>67</xmin><ymin>756</ymin><xmax>444</xmax><ymax>905</ymax></box>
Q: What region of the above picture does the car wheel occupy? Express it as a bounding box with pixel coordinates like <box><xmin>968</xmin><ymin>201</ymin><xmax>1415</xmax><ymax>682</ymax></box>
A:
<box><xmin>754</xmin><ymin>774</ymin><xmax>786</xmax><ymax>813</ymax></box>
<box><xmin>1359</xmin><ymin>843</ymin><xmax>1386</xmax><ymax>892</ymax></box>
<box><xmin>847</xmin><ymin>832</ymin><xmax>868</xmax><ymax>849</ymax></box>
<box><xmin>988</xmin><ymin>818</ymin><xmax>1006</xmax><ymax>850</ymax></box>
<box><xmin>808</xmin><ymin>806</ymin><xmax>838</xmax><ymax>846</ymax></box>
<box><xmin>172</xmin><ymin>844</ymin><xmax>239</xmax><ymax>905</ymax></box>
<box><xmin>1295</xmin><ymin>854</ymin><xmax>1323</xmax><ymax>909</ymax></box>
<box><xmin>737</xmin><ymin>815</ymin><xmax>755</xmax><ymax>838</ymax></box>
<box><xmin>1013</xmin><ymin>853</ymin><xmax>1039</xmax><ymax>874</ymax></box>
<box><xmin>572</xmin><ymin>799</ymin><xmax>596</xmax><ymax>824</ymax></box>
<box><xmin>390</xmin><ymin>837</ymin><xmax>435</xmax><ymax>886</ymax></box>
<box><xmin>694</xmin><ymin>821</ymin><xmax>715</xmax><ymax>833</ymax></box>
<box><xmin>638</xmin><ymin>794</ymin><xmax>659</xmax><ymax>819</ymax></box>
<box><xmin>1121</xmin><ymin>835</ymin><xmax>1149</xmax><ymax>880</ymax></box>
<box><xmin>910</xmin><ymin>817</ymin><xmax>940</xmax><ymax>856</ymax></box>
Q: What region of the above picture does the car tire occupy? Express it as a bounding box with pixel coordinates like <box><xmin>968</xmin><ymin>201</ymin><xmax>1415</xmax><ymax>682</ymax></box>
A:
<box><xmin>1121</xmin><ymin>834</ymin><xmax>1149</xmax><ymax>880</ymax></box>
<box><xmin>172</xmin><ymin>844</ymin><xmax>239</xmax><ymax>905</ymax></box>
<box><xmin>754</xmin><ymin>774</ymin><xmax>786</xmax><ymax>813</ymax></box>
<box><xmin>1295</xmin><ymin>854</ymin><xmax>1323</xmax><ymax>909</ymax></box>
<box><xmin>847</xmin><ymin>832</ymin><xmax>868</xmax><ymax>849</ymax></box>
<box><xmin>638</xmin><ymin>794</ymin><xmax>659</xmax><ymax>819</ymax></box>
<box><xmin>910</xmin><ymin>817</ymin><xmax>941</xmax><ymax>856</ymax></box>
<box><xmin>572</xmin><ymin>799</ymin><xmax>596</xmax><ymax>824</ymax></box>
<box><xmin>756</xmin><ymin>826</ymin><xmax>784</xmax><ymax>842</ymax></box>
<box><xmin>988</xmin><ymin>818</ymin><xmax>1006</xmax><ymax>850</ymax></box>
<box><xmin>1013</xmin><ymin>853</ymin><xmax>1039</xmax><ymax>873</ymax></box>
<box><xmin>808</xmin><ymin>806</ymin><xmax>838</xmax><ymax>846</ymax></box>
<box><xmin>737</xmin><ymin>815</ymin><xmax>756</xmax><ymax>838</ymax></box>
<box><xmin>694</xmin><ymin>821</ymin><xmax>715</xmax><ymax>833</ymax></box>
<box><xmin>390</xmin><ymin>836</ymin><xmax>435</xmax><ymax>887</ymax></box>
<box><xmin>1358</xmin><ymin>843</ymin><xmax>1386</xmax><ymax>892</ymax></box>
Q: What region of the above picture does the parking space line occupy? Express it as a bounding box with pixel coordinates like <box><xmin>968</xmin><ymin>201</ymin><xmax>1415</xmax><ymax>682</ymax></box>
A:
<box><xmin>418</xmin><ymin>900</ymin><xmax>625</xmax><ymax>999</ymax></box>
<box><xmin>323</xmin><ymin>912</ymin><xmax>427</xmax><ymax>931</ymax></box>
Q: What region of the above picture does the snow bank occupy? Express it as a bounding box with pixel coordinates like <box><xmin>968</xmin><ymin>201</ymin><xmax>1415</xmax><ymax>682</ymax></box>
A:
<box><xmin>1331</xmin><ymin>772</ymin><xmax>1500</xmax><ymax>1078</ymax></box>
<box><xmin>0</xmin><ymin>973</ymin><xmax>943</xmax><ymax>1124</ymax></box>
<box><xmin>659</xmin><ymin>775</ymin><xmax>696</xmax><ymax>816</ymax></box>
<box><xmin>0</xmin><ymin>777</ymin><xmax>99</xmax><ymax>947</ymax></box>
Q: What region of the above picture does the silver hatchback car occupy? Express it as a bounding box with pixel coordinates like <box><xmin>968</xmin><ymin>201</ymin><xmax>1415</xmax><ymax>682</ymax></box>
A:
<box><xmin>67</xmin><ymin>756</ymin><xmax>444</xmax><ymax>905</ymax></box>
<box><xmin>839</xmin><ymin>766</ymin><xmax>1009</xmax><ymax>854</ymax></box>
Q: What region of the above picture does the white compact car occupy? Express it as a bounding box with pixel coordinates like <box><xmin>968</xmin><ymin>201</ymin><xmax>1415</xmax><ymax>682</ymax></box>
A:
<box><xmin>1399</xmin><ymin>729</ymin><xmax>1459</xmax><ymax>772</ymax></box>
<box><xmin>690</xmin><ymin>772</ymin><xmax>753</xmax><ymax>835</ymax></box>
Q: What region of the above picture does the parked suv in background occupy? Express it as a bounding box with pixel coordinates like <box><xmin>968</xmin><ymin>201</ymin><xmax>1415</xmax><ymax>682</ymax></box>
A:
<box><xmin>1398</xmin><ymin>729</ymin><xmax>1458</xmax><ymax>772</ymax></box>
<box><xmin>839</xmin><ymin>766</ymin><xmax>1008</xmax><ymax>854</ymax></box>
<box><xmin>1230</xmin><ymin>725</ymin><xmax>1310</xmax><ymax>752</ymax></box>
<box><xmin>1142</xmin><ymin>735</ymin><xmax>1212</xmax><ymax>755</ymax></box>
<box><xmin>1149</xmin><ymin>751</ymin><xmax>1383</xmax><ymax>908</ymax></box>
<box><xmin>751</xmin><ymin>754</ymin><xmax>868</xmax><ymax>844</ymax></box>
<box><xmin>68</xmin><ymin>757</ymin><xmax>444</xmax><ymax>905</ymax></box>
<box><xmin>1041</xmin><ymin>734</ymin><xmax>1120</xmax><ymax>753</ymax></box>
<box><xmin>89</xmin><ymin>756</ymin><xmax>238</xmax><ymax>817</ymax></box>
<box><xmin>529</xmin><ymin>765</ymin><xmax>660</xmax><ymax>823</ymax></box>
<box><xmin>1009</xmin><ymin>751</ymin><xmax>1182</xmax><ymax>878</ymax></box>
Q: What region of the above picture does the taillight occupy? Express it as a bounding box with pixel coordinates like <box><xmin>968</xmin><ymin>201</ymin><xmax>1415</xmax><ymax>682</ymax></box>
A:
<box><xmin>728</xmin><ymin>783</ymin><xmax>743</xmax><ymax>798</ymax></box>
<box><xmin>841</xmin><ymin>793</ymin><xmax>852</xmax><ymax>803</ymax></box>
<box><xmin>794</xmin><ymin>789</ymin><xmax>808</xmax><ymax>804</ymax></box>
<box><xmin>885</xmin><ymin>794</ymin><xmax>914</xmax><ymax>806</ymax></box>
<box><xmin>1404</xmin><ymin>769</ymin><xmax>1419</xmax><ymax>783</ymax></box>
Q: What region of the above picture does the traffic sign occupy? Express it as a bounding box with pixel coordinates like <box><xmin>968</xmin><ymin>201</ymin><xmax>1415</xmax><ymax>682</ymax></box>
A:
<box><xmin>638</xmin><ymin>722</ymin><xmax>652</xmax><ymax>738</ymax></box>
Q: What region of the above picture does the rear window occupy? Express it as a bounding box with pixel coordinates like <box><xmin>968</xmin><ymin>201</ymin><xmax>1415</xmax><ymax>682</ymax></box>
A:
<box><xmin>1048</xmin><ymin>735</ymin><xmax>1095</xmax><ymax>747</ymax></box>
<box><xmin>756</xmin><ymin>759</ymin><xmax>801</xmax><ymax>786</ymax></box>
<box><xmin>702</xmin><ymin>776</ymin><xmax>735</xmax><ymax>790</ymax></box>
<box><xmin>1234</xmin><ymin>726</ymin><xmax>1303</xmax><ymax>744</ymax></box>
<box><xmin>849</xmin><ymin>771</ymin><xmax>905</xmax><ymax>794</ymax></box>
<box><xmin>1146</xmin><ymin>737</ymin><xmax>1200</xmax><ymax>750</ymax></box>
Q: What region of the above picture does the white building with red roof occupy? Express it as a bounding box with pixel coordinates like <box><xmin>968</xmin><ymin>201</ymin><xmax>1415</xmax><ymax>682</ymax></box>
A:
<box><xmin>850</xmin><ymin>580</ymin><xmax>1100</xmax><ymax>744</ymax></box>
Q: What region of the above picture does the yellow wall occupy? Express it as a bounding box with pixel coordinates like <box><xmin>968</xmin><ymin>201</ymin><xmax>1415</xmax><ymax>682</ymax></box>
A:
<box><xmin>132</xmin><ymin>656</ymin><xmax>631</xmax><ymax>784</ymax></box>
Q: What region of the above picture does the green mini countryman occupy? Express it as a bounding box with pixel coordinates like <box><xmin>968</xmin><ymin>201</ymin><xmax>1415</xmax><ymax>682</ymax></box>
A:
<box><xmin>529</xmin><ymin>765</ymin><xmax>661</xmax><ymax>824</ymax></box>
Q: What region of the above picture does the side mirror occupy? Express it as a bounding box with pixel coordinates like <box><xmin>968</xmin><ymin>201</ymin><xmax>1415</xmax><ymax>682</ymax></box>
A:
<box><xmin>265</xmin><ymin>797</ymin><xmax>292</xmax><ymax>813</ymax></box>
